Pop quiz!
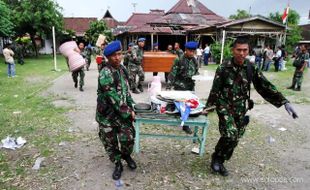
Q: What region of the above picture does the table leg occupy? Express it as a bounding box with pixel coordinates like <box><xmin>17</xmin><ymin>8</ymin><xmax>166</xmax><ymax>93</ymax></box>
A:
<box><xmin>134</xmin><ymin>120</ymin><xmax>140</xmax><ymax>153</ymax></box>
<box><xmin>193</xmin><ymin>126</ymin><xmax>198</xmax><ymax>143</ymax></box>
<box><xmin>199</xmin><ymin>123</ymin><xmax>208</xmax><ymax>156</ymax></box>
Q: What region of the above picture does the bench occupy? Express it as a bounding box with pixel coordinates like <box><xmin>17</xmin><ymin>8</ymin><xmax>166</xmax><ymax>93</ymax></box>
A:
<box><xmin>134</xmin><ymin>113</ymin><xmax>209</xmax><ymax>156</ymax></box>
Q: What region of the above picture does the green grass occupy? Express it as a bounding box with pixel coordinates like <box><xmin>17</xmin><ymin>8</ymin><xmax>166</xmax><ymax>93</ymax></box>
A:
<box><xmin>0</xmin><ymin>55</ymin><xmax>75</xmax><ymax>189</ymax></box>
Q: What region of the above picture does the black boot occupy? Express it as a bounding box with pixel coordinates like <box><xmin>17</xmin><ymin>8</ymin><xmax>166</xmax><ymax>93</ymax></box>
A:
<box><xmin>122</xmin><ymin>155</ymin><xmax>137</xmax><ymax>170</ymax></box>
<box><xmin>74</xmin><ymin>82</ymin><xmax>78</xmax><ymax>88</ymax></box>
<box><xmin>211</xmin><ymin>153</ymin><xmax>229</xmax><ymax>176</ymax></box>
<box><xmin>138</xmin><ymin>85</ymin><xmax>144</xmax><ymax>92</ymax></box>
<box><xmin>132</xmin><ymin>88</ymin><xmax>140</xmax><ymax>94</ymax></box>
<box><xmin>293</xmin><ymin>86</ymin><xmax>301</xmax><ymax>91</ymax></box>
<box><xmin>182</xmin><ymin>125</ymin><xmax>193</xmax><ymax>134</ymax></box>
<box><xmin>287</xmin><ymin>86</ymin><xmax>295</xmax><ymax>90</ymax></box>
<box><xmin>79</xmin><ymin>87</ymin><xmax>84</xmax><ymax>91</ymax></box>
<box><xmin>112</xmin><ymin>161</ymin><xmax>123</xmax><ymax>180</ymax></box>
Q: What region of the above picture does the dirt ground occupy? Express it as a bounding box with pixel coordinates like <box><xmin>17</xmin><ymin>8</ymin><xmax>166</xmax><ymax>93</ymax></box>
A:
<box><xmin>43</xmin><ymin>63</ymin><xmax>310</xmax><ymax>190</ymax></box>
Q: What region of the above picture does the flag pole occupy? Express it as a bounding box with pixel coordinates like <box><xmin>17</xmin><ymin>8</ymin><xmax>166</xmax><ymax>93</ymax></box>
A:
<box><xmin>282</xmin><ymin>1</ymin><xmax>290</xmax><ymax>45</ymax></box>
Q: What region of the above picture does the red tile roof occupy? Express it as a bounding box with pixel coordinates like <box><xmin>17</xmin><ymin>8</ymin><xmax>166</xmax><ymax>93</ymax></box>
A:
<box><xmin>102</xmin><ymin>10</ymin><xmax>119</xmax><ymax>28</ymax></box>
<box><xmin>64</xmin><ymin>17</ymin><xmax>97</xmax><ymax>36</ymax></box>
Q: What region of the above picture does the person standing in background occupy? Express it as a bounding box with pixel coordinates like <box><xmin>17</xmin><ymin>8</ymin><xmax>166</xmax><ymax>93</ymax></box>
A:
<box><xmin>204</xmin><ymin>43</ymin><xmax>210</xmax><ymax>65</ymax></box>
<box><xmin>3</xmin><ymin>44</ymin><xmax>16</xmax><ymax>78</ymax></box>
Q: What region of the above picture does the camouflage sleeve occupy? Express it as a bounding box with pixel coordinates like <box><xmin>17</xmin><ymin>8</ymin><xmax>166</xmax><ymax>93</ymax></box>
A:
<box><xmin>98</xmin><ymin>69</ymin><xmax>124</xmax><ymax>115</ymax></box>
<box><xmin>252</xmin><ymin>69</ymin><xmax>289</xmax><ymax>108</ymax></box>
<box><xmin>206</xmin><ymin>66</ymin><xmax>223</xmax><ymax>108</ymax></box>
<box><xmin>135</xmin><ymin>50</ymin><xmax>143</xmax><ymax>63</ymax></box>
<box><xmin>167</xmin><ymin>57</ymin><xmax>180</xmax><ymax>86</ymax></box>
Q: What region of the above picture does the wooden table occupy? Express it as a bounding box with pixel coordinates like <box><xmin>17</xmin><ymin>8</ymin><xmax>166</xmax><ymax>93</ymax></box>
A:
<box><xmin>134</xmin><ymin>113</ymin><xmax>209</xmax><ymax>156</ymax></box>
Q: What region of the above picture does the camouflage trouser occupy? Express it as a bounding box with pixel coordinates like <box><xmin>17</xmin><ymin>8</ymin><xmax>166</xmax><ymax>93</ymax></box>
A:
<box><xmin>128</xmin><ymin>64</ymin><xmax>145</xmax><ymax>90</ymax></box>
<box><xmin>291</xmin><ymin>70</ymin><xmax>303</xmax><ymax>88</ymax></box>
<box><xmin>85</xmin><ymin>58</ymin><xmax>91</xmax><ymax>70</ymax></box>
<box><xmin>213</xmin><ymin>111</ymin><xmax>247</xmax><ymax>161</ymax></box>
<box><xmin>72</xmin><ymin>68</ymin><xmax>85</xmax><ymax>88</ymax></box>
<box><xmin>98</xmin><ymin>122</ymin><xmax>135</xmax><ymax>163</ymax></box>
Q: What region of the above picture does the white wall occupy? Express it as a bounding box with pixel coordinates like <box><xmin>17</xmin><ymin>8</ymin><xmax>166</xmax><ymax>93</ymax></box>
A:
<box><xmin>39</xmin><ymin>39</ymin><xmax>53</xmax><ymax>54</ymax></box>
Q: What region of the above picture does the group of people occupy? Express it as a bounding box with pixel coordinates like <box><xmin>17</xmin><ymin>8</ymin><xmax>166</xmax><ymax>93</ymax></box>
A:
<box><xmin>95</xmin><ymin>37</ymin><xmax>301</xmax><ymax>180</ymax></box>
<box><xmin>248</xmin><ymin>45</ymin><xmax>288</xmax><ymax>72</ymax></box>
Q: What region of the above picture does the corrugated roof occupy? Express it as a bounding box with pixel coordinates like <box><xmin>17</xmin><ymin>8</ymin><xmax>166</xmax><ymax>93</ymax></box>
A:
<box><xmin>64</xmin><ymin>17</ymin><xmax>97</xmax><ymax>36</ymax></box>
<box><xmin>125</xmin><ymin>11</ymin><xmax>165</xmax><ymax>27</ymax></box>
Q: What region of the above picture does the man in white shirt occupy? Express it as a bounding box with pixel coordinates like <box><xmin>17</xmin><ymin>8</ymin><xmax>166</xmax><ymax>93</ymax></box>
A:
<box><xmin>274</xmin><ymin>46</ymin><xmax>282</xmax><ymax>72</ymax></box>
<box><xmin>203</xmin><ymin>43</ymin><xmax>210</xmax><ymax>65</ymax></box>
<box><xmin>196</xmin><ymin>46</ymin><xmax>203</xmax><ymax>67</ymax></box>
<box><xmin>3</xmin><ymin>44</ymin><xmax>16</xmax><ymax>77</ymax></box>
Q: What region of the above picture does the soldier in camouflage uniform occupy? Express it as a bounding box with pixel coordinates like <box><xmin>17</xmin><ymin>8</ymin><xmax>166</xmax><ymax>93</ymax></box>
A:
<box><xmin>84</xmin><ymin>44</ymin><xmax>92</xmax><ymax>71</ymax></box>
<box><xmin>123</xmin><ymin>42</ymin><xmax>134</xmax><ymax>70</ymax></box>
<box><xmin>71</xmin><ymin>42</ymin><xmax>86</xmax><ymax>91</ymax></box>
<box><xmin>127</xmin><ymin>38</ymin><xmax>145</xmax><ymax>94</ymax></box>
<box><xmin>204</xmin><ymin>37</ymin><xmax>298</xmax><ymax>176</ymax></box>
<box><xmin>168</xmin><ymin>41</ymin><xmax>199</xmax><ymax>134</ymax></box>
<box><xmin>96</xmin><ymin>41</ymin><xmax>136</xmax><ymax>180</ymax></box>
<box><xmin>174</xmin><ymin>42</ymin><xmax>184</xmax><ymax>58</ymax></box>
<box><xmin>287</xmin><ymin>44</ymin><xmax>309</xmax><ymax>91</ymax></box>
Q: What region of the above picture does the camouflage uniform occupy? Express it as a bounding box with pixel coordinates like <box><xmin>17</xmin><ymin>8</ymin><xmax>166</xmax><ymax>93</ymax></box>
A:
<box><xmin>96</xmin><ymin>63</ymin><xmax>135</xmax><ymax>163</ymax></box>
<box><xmin>15</xmin><ymin>44</ymin><xmax>24</xmax><ymax>65</ymax></box>
<box><xmin>84</xmin><ymin>47</ymin><xmax>92</xmax><ymax>71</ymax></box>
<box><xmin>206</xmin><ymin>58</ymin><xmax>289</xmax><ymax>161</ymax></box>
<box><xmin>71</xmin><ymin>50</ymin><xmax>86</xmax><ymax>89</ymax></box>
<box><xmin>291</xmin><ymin>51</ymin><xmax>309</xmax><ymax>89</ymax></box>
<box><xmin>123</xmin><ymin>50</ymin><xmax>131</xmax><ymax>69</ymax></box>
<box><xmin>174</xmin><ymin>48</ymin><xmax>184</xmax><ymax>58</ymax></box>
<box><xmin>168</xmin><ymin>55</ymin><xmax>199</xmax><ymax>91</ymax></box>
<box><xmin>128</xmin><ymin>46</ymin><xmax>145</xmax><ymax>91</ymax></box>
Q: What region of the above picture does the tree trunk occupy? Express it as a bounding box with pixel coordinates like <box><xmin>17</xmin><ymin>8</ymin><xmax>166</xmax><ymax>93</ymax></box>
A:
<box><xmin>30</xmin><ymin>35</ymin><xmax>38</xmax><ymax>57</ymax></box>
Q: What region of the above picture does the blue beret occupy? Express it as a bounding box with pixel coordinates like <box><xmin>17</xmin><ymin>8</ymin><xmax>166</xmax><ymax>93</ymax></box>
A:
<box><xmin>153</xmin><ymin>43</ymin><xmax>159</xmax><ymax>47</ymax></box>
<box><xmin>103</xmin><ymin>40</ymin><xmax>122</xmax><ymax>57</ymax></box>
<box><xmin>185</xmin><ymin>41</ymin><xmax>198</xmax><ymax>50</ymax></box>
<box><xmin>138</xmin><ymin>38</ymin><xmax>146</xmax><ymax>42</ymax></box>
<box><xmin>128</xmin><ymin>42</ymin><xmax>135</xmax><ymax>47</ymax></box>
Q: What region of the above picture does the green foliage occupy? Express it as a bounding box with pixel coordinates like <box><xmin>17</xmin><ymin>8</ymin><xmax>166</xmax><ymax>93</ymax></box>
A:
<box><xmin>211</xmin><ymin>40</ymin><xmax>233</xmax><ymax>64</ymax></box>
<box><xmin>0</xmin><ymin>0</ymin><xmax>14</xmax><ymax>37</ymax></box>
<box><xmin>268</xmin><ymin>9</ymin><xmax>301</xmax><ymax>52</ymax></box>
<box><xmin>268</xmin><ymin>9</ymin><xmax>300</xmax><ymax>26</ymax></box>
<box><xmin>84</xmin><ymin>20</ymin><xmax>113</xmax><ymax>45</ymax></box>
<box><xmin>5</xmin><ymin>0</ymin><xmax>64</xmax><ymax>56</ymax></box>
<box><xmin>229</xmin><ymin>9</ymin><xmax>251</xmax><ymax>20</ymax></box>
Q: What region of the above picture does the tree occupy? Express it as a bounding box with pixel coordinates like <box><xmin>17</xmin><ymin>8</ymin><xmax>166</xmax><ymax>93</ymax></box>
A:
<box><xmin>269</xmin><ymin>9</ymin><xmax>300</xmax><ymax>26</ymax></box>
<box><xmin>0</xmin><ymin>0</ymin><xmax>14</xmax><ymax>37</ymax></box>
<box><xmin>229</xmin><ymin>9</ymin><xmax>251</xmax><ymax>20</ymax></box>
<box><xmin>268</xmin><ymin>9</ymin><xmax>302</xmax><ymax>52</ymax></box>
<box><xmin>5</xmin><ymin>0</ymin><xmax>64</xmax><ymax>56</ymax></box>
<box><xmin>84</xmin><ymin>20</ymin><xmax>113</xmax><ymax>45</ymax></box>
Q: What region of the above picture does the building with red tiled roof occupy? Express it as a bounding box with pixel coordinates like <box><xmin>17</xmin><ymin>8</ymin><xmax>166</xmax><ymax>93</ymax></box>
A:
<box><xmin>64</xmin><ymin>17</ymin><xmax>97</xmax><ymax>36</ymax></box>
<box><xmin>116</xmin><ymin>0</ymin><xmax>226</xmax><ymax>50</ymax></box>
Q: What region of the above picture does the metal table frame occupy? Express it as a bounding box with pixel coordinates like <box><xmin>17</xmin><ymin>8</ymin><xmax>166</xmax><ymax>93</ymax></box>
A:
<box><xmin>134</xmin><ymin>114</ymin><xmax>209</xmax><ymax>156</ymax></box>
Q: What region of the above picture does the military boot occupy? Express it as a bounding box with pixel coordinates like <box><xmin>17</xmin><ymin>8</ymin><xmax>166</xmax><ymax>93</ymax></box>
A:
<box><xmin>138</xmin><ymin>85</ymin><xmax>144</xmax><ymax>92</ymax></box>
<box><xmin>112</xmin><ymin>161</ymin><xmax>123</xmax><ymax>180</ymax></box>
<box><xmin>293</xmin><ymin>86</ymin><xmax>301</xmax><ymax>91</ymax></box>
<box><xmin>132</xmin><ymin>88</ymin><xmax>140</xmax><ymax>94</ymax></box>
<box><xmin>74</xmin><ymin>82</ymin><xmax>78</xmax><ymax>88</ymax></box>
<box><xmin>211</xmin><ymin>153</ymin><xmax>229</xmax><ymax>176</ymax></box>
<box><xmin>287</xmin><ymin>86</ymin><xmax>295</xmax><ymax>90</ymax></box>
<box><xmin>79</xmin><ymin>87</ymin><xmax>84</xmax><ymax>91</ymax></box>
<box><xmin>182</xmin><ymin>125</ymin><xmax>193</xmax><ymax>134</ymax></box>
<box><xmin>122</xmin><ymin>155</ymin><xmax>137</xmax><ymax>170</ymax></box>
